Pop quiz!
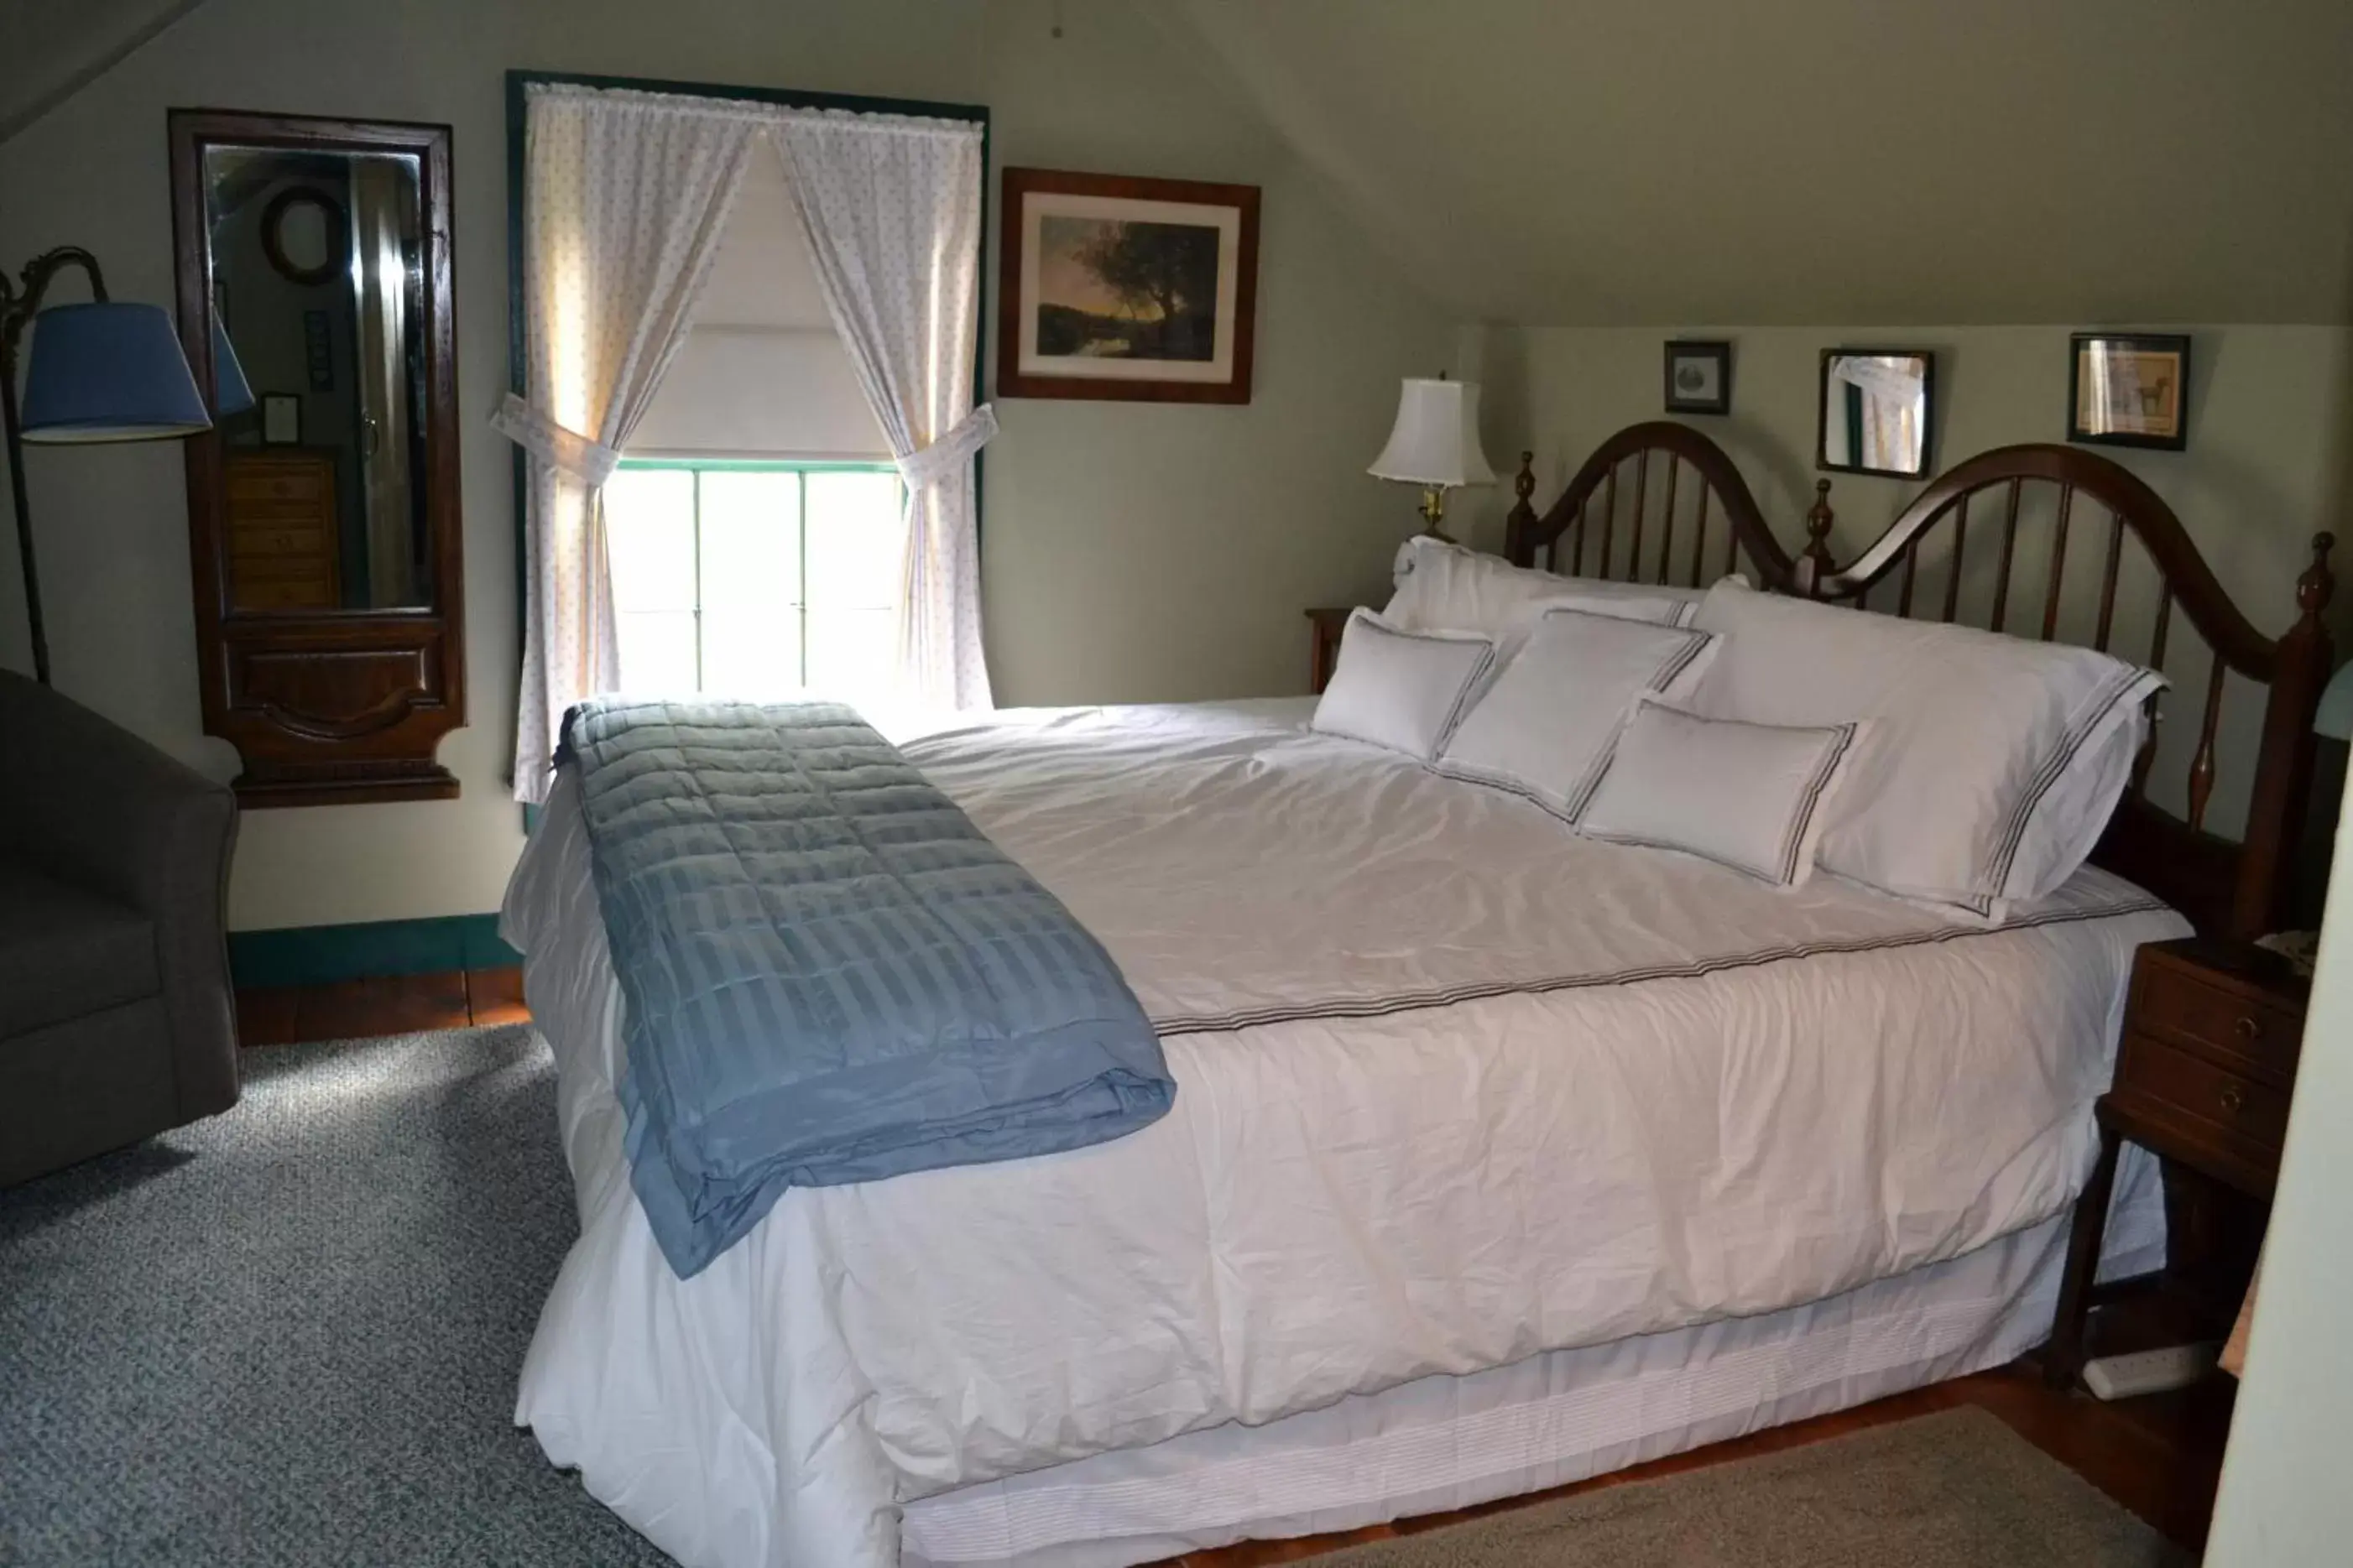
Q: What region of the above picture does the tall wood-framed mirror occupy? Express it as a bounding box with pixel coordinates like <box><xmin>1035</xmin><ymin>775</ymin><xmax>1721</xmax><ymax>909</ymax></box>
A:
<box><xmin>169</xmin><ymin>110</ymin><xmax>463</xmax><ymax>806</ymax></box>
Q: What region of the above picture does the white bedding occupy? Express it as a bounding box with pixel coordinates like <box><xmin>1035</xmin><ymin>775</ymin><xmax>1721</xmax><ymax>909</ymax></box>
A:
<box><xmin>503</xmin><ymin>698</ymin><xmax>2186</xmax><ymax>1568</ymax></box>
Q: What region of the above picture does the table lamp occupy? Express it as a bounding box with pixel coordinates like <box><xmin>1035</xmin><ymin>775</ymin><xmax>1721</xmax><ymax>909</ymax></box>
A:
<box><xmin>1369</xmin><ymin>374</ymin><xmax>1496</xmax><ymax>544</ymax></box>
<box><xmin>3</xmin><ymin>247</ymin><xmax>215</xmax><ymax>685</ymax></box>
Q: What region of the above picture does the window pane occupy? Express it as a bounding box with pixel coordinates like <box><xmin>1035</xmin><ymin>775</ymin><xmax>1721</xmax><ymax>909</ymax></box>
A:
<box><xmin>702</xmin><ymin>607</ymin><xmax>804</xmax><ymax>700</ymax></box>
<box><xmin>616</xmin><ymin>610</ymin><xmax>699</xmax><ymax>694</ymax></box>
<box><xmin>604</xmin><ymin>469</ymin><xmax>697</xmax><ymax>612</ymax></box>
<box><xmin>699</xmin><ymin>470</ymin><xmax>802</xmax><ymax>610</ymax></box>
<box><xmin>806</xmin><ymin>471</ymin><xmax>905</xmax><ymax>611</ymax></box>
<box><xmin>806</xmin><ymin>607</ymin><xmax>897</xmax><ymax>706</ymax></box>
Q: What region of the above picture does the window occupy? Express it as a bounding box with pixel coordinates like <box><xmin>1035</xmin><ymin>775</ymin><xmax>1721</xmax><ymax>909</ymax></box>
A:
<box><xmin>603</xmin><ymin>461</ymin><xmax>905</xmax><ymax>705</ymax></box>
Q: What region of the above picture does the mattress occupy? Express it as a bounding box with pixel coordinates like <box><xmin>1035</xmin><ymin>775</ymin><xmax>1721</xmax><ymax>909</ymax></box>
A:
<box><xmin>503</xmin><ymin>698</ymin><xmax>2186</xmax><ymax>1568</ymax></box>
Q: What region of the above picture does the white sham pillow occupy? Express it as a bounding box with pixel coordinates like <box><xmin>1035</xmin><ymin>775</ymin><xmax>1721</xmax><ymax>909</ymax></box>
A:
<box><xmin>1579</xmin><ymin>701</ymin><xmax>1865</xmax><ymax>888</ymax></box>
<box><xmin>1690</xmin><ymin>578</ymin><xmax>2164</xmax><ymax>916</ymax></box>
<box><xmin>1311</xmin><ymin>610</ymin><xmax>1497</xmax><ymax>760</ymax></box>
<box><xmin>1385</xmin><ymin>536</ymin><xmax>1713</xmax><ymax>636</ymax></box>
<box><xmin>1438</xmin><ymin>608</ymin><xmax>1720</xmax><ymax>820</ymax></box>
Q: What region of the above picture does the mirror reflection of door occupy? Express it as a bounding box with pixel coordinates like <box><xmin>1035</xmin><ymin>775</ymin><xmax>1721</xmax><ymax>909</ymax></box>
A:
<box><xmin>1818</xmin><ymin>352</ymin><xmax>1933</xmax><ymax>479</ymax></box>
<box><xmin>206</xmin><ymin>146</ymin><xmax>430</xmax><ymax>612</ymax></box>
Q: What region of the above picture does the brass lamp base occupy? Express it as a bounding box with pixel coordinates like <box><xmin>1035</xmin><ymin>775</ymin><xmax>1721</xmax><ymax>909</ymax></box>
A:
<box><xmin>1416</xmin><ymin>486</ymin><xmax>1453</xmax><ymax>543</ymax></box>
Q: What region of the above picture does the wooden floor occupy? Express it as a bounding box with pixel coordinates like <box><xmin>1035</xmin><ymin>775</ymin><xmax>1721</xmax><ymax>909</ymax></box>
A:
<box><xmin>235</xmin><ymin>971</ymin><xmax>2241</xmax><ymax>1565</ymax></box>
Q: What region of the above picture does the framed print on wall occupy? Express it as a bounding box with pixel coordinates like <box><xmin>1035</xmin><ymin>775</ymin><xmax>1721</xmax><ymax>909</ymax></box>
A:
<box><xmin>2069</xmin><ymin>332</ymin><xmax>2190</xmax><ymax>451</ymax></box>
<box><xmin>997</xmin><ymin>167</ymin><xmax>1261</xmax><ymax>404</ymax></box>
<box><xmin>259</xmin><ymin>393</ymin><xmax>302</xmax><ymax>445</ymax></box>
<box><xmin>1662</xmin><ymin>340</ymin><xmax>1731</xmax><ymax>414</ymax></box>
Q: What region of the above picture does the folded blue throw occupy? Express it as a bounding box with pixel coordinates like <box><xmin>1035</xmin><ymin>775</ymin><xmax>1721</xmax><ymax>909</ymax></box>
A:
<box><xmin>560</xmin><ymin>699</ymin><xmax>1176</xmax><ymax>1278</ymax></box>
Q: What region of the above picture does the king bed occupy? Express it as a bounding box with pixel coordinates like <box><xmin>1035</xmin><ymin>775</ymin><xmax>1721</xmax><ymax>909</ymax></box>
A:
<box><xmin>502</xmin><ymin>423</ymin><xmax>2335</xmax><ymax>1568</ymax></box>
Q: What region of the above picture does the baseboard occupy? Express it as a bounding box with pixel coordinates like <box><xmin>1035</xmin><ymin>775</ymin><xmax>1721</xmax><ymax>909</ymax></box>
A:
<box><xmin>228</xmin><ymin>914</ymin><xmax>521</xmax><ymax>990</ymax></box>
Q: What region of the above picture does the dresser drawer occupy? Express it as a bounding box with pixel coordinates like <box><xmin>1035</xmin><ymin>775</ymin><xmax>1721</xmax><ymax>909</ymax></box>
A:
<box><xmin>227</xmin><ymin>469</ymin><xmax>326</xmax><ymax>504</ymax></box>
<box><xmin>2116</xmin><ymin>1031</ymin><xmax>2292</xmax><ymax>1156</ymax></box>
<box><xmin>232</xmin><ymin>574</ymin><xmax>337</xmax><ymax>611</ymax></box>
<box><xmin>232</xmin><ymin>523</ymin><xmax>331</xmax><ymax>559</ymax></box>
<box><xmin>2132</xmin><ymin>958</ymin><xmax>2302</xmax><ymax>1084</ymax></box>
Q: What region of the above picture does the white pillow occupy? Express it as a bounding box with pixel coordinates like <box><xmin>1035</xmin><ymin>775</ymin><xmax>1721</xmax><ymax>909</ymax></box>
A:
<box><xmin>1385</xmin><ymin>536</ymin><xmax>1711</xmax><ymax>636</ymax></box>
<box><xmin>1579</xmin><ymin>701</ymin><xmax>1865</xmax><ymax>888</ymax></box>
<box><xmin>1690</xmin><ymin>579</ymin><xmax>2164</xmax><ymax>916</ymax></box>
<box><xmin>1311</xmin><ymin>610</ymin><xmax>1497</xmax><ymax>759</ymax></box>
<box><xmin>1438</xmin><ymin>608</ymin><xmax>1720</xmax><ymax>820</ymax></box>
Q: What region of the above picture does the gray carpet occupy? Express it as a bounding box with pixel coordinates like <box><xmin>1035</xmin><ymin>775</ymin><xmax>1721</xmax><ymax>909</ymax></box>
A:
<box><xmin>1318</xmin><ymin>1405</ymin><xmax>2187</xmax><ymax>1567</ymax></box>
<box><xmin>2</xmin><ymin>1030</ymin><xmax>2188</xmax><ymax>1568</ymax></box>
<box><xmin>0</xmin><ymin>1026</ymin><xmax>673</xmax><ymax>1567</ymax></box>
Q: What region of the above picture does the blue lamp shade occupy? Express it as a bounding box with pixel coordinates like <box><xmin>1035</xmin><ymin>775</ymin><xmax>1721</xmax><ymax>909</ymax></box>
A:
<box><xmin>18</xmin><ymin>301</ymin><xmax>211</xmax><ymax>445</ymax></box>
<box><xmin>2317</xmin><ymin>661</ymin><xmax>2353</xmax><ymax>742</ymax></box>
<box><xmin>211</xmin><ymin>316</ymin><xmax>256</xmax><ymax>418</ymax></box>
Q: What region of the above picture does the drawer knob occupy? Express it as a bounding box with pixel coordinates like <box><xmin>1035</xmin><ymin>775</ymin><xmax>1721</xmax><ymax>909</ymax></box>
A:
<box><xmin>2233</xmin><ymin>1015</ymin><xmax>2262</xmax><ymax>1040</ymax></box>
<box><xmin>2218</xmin><ymin>1081</ymin><xmax>2246</xmax><ymax>1113</ymax></box>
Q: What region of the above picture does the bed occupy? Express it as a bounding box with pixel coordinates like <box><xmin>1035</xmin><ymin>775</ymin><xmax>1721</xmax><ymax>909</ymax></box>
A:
<box><xmin>504</xmin><ymin>423</ymin><xmax>2334</xmax><ymax>1568</ymax></box>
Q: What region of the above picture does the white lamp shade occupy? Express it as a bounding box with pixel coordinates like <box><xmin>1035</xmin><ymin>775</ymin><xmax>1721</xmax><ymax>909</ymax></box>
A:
<box><xmin>1369</xmin><ymin>377</ymin><xmax>1497</xmax><ymax>489</ymax></box>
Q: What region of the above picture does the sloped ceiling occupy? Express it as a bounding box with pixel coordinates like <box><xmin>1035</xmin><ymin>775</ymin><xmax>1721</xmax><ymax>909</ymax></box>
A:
<box><xmin>0</xmin><ymin>0</ymin><xmax>210</xmax><ymax>143</ymax></box>
<box><xmin>8</xmin><ymin>0</ymin><xmax>2349</xmax><ymax>326</ymax></box>
<box><xmin>1166</xmin><ymin>0</ymin><xmax>2353</xmax><ymax>326</ymax></box>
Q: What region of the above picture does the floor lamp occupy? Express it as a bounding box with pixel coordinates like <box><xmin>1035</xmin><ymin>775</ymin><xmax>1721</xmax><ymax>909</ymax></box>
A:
<box><xmin>2</xmin><ymin>247</ymin><xmax>229</xmax><ymax>686</ymax></box>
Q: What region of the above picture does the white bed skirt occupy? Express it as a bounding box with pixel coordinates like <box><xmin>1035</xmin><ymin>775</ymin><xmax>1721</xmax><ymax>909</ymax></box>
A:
<box><xmin>903</xmin><ymin>1149</ymin><xmax>2163</xmax><ymax>1568</ymax></box>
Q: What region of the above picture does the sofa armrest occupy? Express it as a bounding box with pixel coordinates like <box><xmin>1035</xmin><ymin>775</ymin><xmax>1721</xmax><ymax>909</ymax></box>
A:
<box><xmin>0</xmin><ymin>672</ymin><xmax>240</xmax><ymax>1115</ymax></box>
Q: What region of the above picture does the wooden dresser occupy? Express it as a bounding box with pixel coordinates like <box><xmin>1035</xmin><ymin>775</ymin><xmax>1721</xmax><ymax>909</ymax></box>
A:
<box><xmin>2044</xmin><ymin>936</ymin><xmax>2310</xmax><ymax>1386</ymax></box>
<box><xmin>224</xmin><ymin>449</ymin><xmax>340</xmax><ymax>612</ymax></box>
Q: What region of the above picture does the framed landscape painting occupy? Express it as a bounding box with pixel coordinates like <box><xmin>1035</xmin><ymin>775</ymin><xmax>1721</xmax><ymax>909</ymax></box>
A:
<box><xmin>998</xmin><ymin>167</ymin><xmax>1261</xmax><ymax>404</ymax></box>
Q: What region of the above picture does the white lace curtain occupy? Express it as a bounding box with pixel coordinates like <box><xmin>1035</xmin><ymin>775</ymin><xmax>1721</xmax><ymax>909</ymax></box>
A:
<box><xmin>497</xmin><ymin>83</ymin><xmax>995</xmax><ymax>802</ymax></box>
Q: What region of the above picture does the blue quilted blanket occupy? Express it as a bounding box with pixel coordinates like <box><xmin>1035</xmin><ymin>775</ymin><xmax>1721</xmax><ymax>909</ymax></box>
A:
<box><xmin>559</xmin><ymin>699</ymin><xmax>1176</xmax><ymax>1278</ymax></box>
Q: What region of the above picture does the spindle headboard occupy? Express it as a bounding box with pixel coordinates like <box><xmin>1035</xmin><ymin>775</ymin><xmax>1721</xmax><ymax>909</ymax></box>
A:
<box><xmin>1502</xmin><ymin>425</ymin><xmax>2336</xmax><ymax>937</ymax></box>
<box><xmin>1793</xmin><ymin>445</ymin><xmax>2334</xmax><ymax>938</ymax></box>
<box><xmin>1503</xmin><ymin>422</ymin><xmax>1796</xmax><ymax>590</ymax></box>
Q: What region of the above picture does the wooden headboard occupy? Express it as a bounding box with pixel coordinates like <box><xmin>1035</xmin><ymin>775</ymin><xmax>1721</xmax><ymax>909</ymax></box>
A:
<box><xmin>1503</xmin><ymin>425</ymin><xmax>2337</xmax><ymax>937</ymax></box>
<box><xmin>1502</xmin><ymin>422</ymin><xmax>1795</xmax><ymax>589</ymax></box>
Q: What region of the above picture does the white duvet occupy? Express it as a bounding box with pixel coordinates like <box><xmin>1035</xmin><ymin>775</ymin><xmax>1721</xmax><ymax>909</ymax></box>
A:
<box><xmin>503</xmin><ymin>699</ymin><xmax>2186</xmax><ymax>1568</ymax></box>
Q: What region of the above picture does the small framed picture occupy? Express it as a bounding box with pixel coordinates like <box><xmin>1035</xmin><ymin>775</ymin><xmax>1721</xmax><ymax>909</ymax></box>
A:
<box><xmin>2069</xmin><ymin>333</ymin><xmax>2189</xmax><ymax>451</ymax></box>
<box><xmin>259</xmin><ymin>393</ymin><xmax>301</xmax><ymax>445</ymax></box>
<box><xmin>1663</xmin><ymin>341</ymin><xmax>1731</xmax><ymax>415</ymax></box>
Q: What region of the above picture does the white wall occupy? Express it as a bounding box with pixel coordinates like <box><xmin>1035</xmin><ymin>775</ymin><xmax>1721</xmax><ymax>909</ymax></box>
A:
<box><xmin>2204</xmin><ymin>784</ymin><xmax>2353</xmax><ymax>1565</ymax></box>
<box><xmin>0</xmin><ymin>0</ymin><xmax>1453</xmax><ymax>930</ymax></box>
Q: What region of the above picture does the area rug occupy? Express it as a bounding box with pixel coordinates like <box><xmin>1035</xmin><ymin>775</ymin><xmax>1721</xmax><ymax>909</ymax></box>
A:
<box><xmin>0</xmin><ymin>1026</ymin><xmax>674</xmax><ymax>1567</ymax></box>
<box><xmin>1316</xmin><ymin>1404</ymin><xmax>2186</xmax><ymax>1567</ymax></box>
<box><xmin>1</xmin><ymin>1029</ymin><xmax>2186</xmax><ymax>1568</ymax></box>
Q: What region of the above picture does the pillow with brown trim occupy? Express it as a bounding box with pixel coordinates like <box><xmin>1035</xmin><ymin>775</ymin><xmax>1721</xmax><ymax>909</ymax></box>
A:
<box><xmin>1691</xmin><ymin>578</ymin><xmax>2163</xmax><ymax>917</ymax></box>
<box><xmin>1310</xmin><ymin>609</ymin><xmax>1497</xmax><ymax>761</ymax></box>
<box><xmin>1437</xmin><ymin>607</ymin><xmax>1720</xmax><ymax>822</ymax></box>
<box><xmin>1578</xmin><ymin>701</ymin><xmax>1865</xmax><ymax>888</ymax></box>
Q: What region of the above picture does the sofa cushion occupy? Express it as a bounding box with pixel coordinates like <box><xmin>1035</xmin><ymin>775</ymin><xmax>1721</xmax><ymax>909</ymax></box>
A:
<box><xmin>0</xmin><ymin>862</ymin><xmax>159</xmax><ymax>1038</ymax></box>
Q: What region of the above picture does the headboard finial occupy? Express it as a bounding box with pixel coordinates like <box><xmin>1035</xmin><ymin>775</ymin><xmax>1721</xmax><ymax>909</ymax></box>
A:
<box><xmin>1503</xmin><ymin>450</ymin><xmax>1541</xmax><ymax>563</ymax></box>
<box><xmin>1797</xmin><ymin>478</ymin><xmax>1837</xmax><ymax>596</ymax></box>
<box><xmin>2298</xmin><ymin>531</ymin><xmax>2336</xmax><ymax>617</ymax></box>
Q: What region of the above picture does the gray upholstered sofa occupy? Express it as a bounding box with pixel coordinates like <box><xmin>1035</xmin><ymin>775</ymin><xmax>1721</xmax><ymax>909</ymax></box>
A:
<box><xmin>1</xmin><ymin>669</ymin><xmax>239</xmax><ymax>1185</ymax></box>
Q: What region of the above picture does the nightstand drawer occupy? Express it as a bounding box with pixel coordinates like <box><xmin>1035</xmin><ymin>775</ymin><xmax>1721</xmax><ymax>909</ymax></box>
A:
<box><xmin>2132</xmin><ymin>960</ymin><xmax>2302</xmax><ymax>1084</ymax></box>
<box><xmin>2116</xmin><ymin>1032</ymin><xmax>2292</xmax><ymax>1155</ymax></box>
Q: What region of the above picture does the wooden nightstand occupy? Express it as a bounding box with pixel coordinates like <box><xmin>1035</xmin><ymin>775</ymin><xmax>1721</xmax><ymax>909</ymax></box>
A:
<box><xmin>1307</xmin><ymin>607</ymin><xmax>1357</xmax><ymax>694</ymax></box>
<box><xmin>2044</xmin><ymin>936</ymin><xmax>2311</xmax><ymax>1388</ymax></box>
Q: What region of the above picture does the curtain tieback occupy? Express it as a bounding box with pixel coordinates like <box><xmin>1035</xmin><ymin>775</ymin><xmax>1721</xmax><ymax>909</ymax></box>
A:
<box><xmin>895</xmin><ymin>404</ymin><xmax>998</xmax><ymax>490</ymax></box>
<box><xmin>492</xmin><ymin>393</ymin><xmax>624</xmax><ymax>487</ymax></box>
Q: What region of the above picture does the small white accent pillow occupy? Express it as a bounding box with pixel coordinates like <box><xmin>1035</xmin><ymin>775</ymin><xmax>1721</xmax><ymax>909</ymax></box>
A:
<box><xmin>1579</xmin><ymin>701</ymin><xmax>1865</xmax><ymax>888</ymax></box>
<box><xmin>1385</xmin><ymin>536</ymin><xmax>1714</xmax><ymax>636</ymax></box>
<box><xmin>1691</xmin><ymin>579</ymin><xmax>2164</xmax><ymax>916</ymax></box>
<box><xmin>1439</xmin><ymin>608</ymin><xmax>1720</xmax><ymax>820</ymax></box>
<box><xmin>1311</xmin><ymin>610</ymin><xmax>1497</xmax><ymax>760</ymax></box>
